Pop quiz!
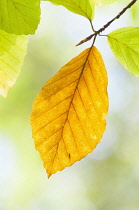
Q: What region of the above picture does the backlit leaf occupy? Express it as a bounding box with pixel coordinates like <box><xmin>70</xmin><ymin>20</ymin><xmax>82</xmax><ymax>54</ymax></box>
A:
<box><xmin>131</xmin><ymin>1</ymin><xmax>139</xmax><ymax>22</ymax></box>
<box><xmin>108</xmin><ymin>27</ymin><xmax>139</xmax><ymax>77</ymax></box>
<box><xmin>94</xmin><ymin>0</ymin><xmax>118</xmax><ymax>6</ymax></box>
<box><xmin>30</xmin><ymin>46</ymin><xmax>108</xmax><ymax>177</ymax></box>
<box><xmin>0</xmin><ymin>0</ymin><xmax>40</xmax><ymax>35</ymax></box>
<box><xmin>0</xmin><ymin>30</ymin><xmax>28</xmax><ymax>98</ymax></box>
<box><xmin>44</xmin><ymin>0</ymin><xmax>95</xmax><ymax>20</ymax></box>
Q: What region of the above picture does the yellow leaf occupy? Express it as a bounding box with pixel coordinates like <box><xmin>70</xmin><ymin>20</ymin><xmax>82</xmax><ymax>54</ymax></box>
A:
<box><xmin>30</xmin><ymin>46</ymin><xmax>108</xmax><ymax>177</ymax></box>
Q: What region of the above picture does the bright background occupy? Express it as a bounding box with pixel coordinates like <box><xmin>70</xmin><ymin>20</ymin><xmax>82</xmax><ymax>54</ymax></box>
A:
<box><xmin>0</xmin><ymin>1</ymin><xmax>139</xmax><ymax>210</ymax></box>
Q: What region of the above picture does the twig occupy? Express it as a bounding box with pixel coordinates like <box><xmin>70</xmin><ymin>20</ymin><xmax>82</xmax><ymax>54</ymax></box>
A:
<box><xmin>76</xmin><ymin>34</ymin><xmax>94</xmax><ymax>46</ymax></box>
<box><xmin>97</xmin><ymin>0</ymin><xmax>137</xmax><ymax>34</ymax></box>
<box><xmin>76</xmin><ymin>0</ymin><xmax>137</xmax><ymax>46</ymax></box>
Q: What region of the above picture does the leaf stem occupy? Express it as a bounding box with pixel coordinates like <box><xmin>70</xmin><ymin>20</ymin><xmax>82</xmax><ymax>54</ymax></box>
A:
<box><xmin>76</xmin><ymin>0</ymin><xmax>137</xmax><ymax>46</ymax></box>
<box><xmin>89</xmin><ymin>20</ymin><xmax>96</xmax><ymax>32</ymax></box>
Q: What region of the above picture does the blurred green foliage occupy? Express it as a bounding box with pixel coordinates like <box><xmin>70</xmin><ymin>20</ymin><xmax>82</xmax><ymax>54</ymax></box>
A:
<box><xmin>0</xmin><ymin>1</ymin><xmax>139</xmax><ymax>210</ymax></box>
<box><xmin>131</xmin><ymin>1</ymin><xmax>139</xmax><ymax>23</ymax></box>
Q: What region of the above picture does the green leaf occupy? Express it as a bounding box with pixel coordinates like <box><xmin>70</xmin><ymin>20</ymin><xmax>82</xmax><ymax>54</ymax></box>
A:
<box><xmin>44</xmin><ymin>0</ymin><xmax>95</xmax><ymax>20</ymax></box>
<box><xmin>94</xmin><ymin>0</ymin><xmax>118</xmax><ymax>5</ymax></box>
<box><xmin>0</xmin><ymin>30</ymin><xmax>28</xmax><ymax>98</ymax></box>
<box><xmin>131</xmin><ymin>1</ymin><xmax>139</xmax><ymax>22</ymax></box>
<box><xmin>0</xmin><ymin>0</ymin><xmax>41</xmax><ymax>35</ymax></box>
<box><xmin>107</xmin><ymin>27</ymin><xmax>139</xmax><ymax>77</ymax></box>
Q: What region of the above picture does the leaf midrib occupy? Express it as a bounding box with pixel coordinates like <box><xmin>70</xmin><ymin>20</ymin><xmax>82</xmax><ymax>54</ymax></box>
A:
<box><xmin>49</xmin><ymin>47</ymin><xmax>93</xmax><ymax>175</ymax></box>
